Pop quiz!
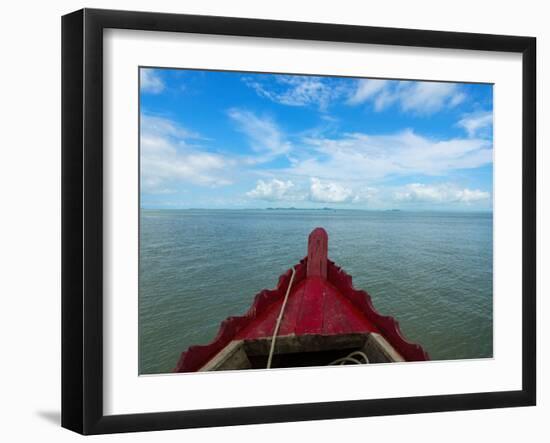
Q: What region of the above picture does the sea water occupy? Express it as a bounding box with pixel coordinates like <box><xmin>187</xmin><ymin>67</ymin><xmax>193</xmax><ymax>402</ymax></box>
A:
<box><xmin>139</xmin><ymin>209</ymin><xmax>493</xmax><ymax>374</ymax></box>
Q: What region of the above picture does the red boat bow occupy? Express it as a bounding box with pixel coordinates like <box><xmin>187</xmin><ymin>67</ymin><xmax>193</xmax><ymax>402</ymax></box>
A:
<box><xmin>175</xmin><ymin>227</ymin><xmax>429</xmax><ymax>372</ymax></box>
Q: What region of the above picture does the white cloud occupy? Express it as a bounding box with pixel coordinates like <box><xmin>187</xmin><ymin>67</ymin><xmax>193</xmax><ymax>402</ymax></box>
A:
<box><xmin>348</xmin><ymin>80</ymin><xmax>466</xmax><ymax>114</ymax></box>
<box><xmin>246</xmin><ymin>179</ymin><xmax>299</xmax><ymax>201</ymax></box>
<box><xmin>245</xmin><ymin>177</ymin><xmax>489</xmax><ymax>207</ymax></box>
<box><xmin>352</xmin><ymin>187</ymin><xmax>379</xmax><ymax>203</ymax></box>
<box><xmin>457</xmin><ymin>111</ymin><xmax>493</xmax><ymax>137</ymax></box>
<box><xmin>141</xmin><ymin>115</ymin><xmax>232</xmax><ymax>193</ymax></box>
<box><xmin>394</xmin><ymin>183</ymin><xmax>490</xmax><ymax>204</ymax></box>
<box><xmin>141</xmin><ymin>115</ymin><xmax>198</xmax><ymax>139</ymax></box>
<box><xmin>243</xmin><ymin>76</ymin><xmax>344</xmax><ymax>111</ymax></box>
<box><xmin>140</xmin><ymin>69</ymin><xmax>165</xmax><ymax>94</ymax></box>
<box><xmin>246</xmin><ymin>177</ymin><xmax>355</xmax><ymax>204</ymax></box>
<box><xmin>289</xmin><ymin>129</ymin><xmax>492</xmax><ymax>182</ymax></box>
<box><xmin>347</xmin><ymin>79</ymin><xmax>388</xmax><ymax>105</ymax></box>
<box><xmin>399</xmin><ymin>82</ymin><xmax>465</xmax><ymax>113</ymax></box>
<box><xmin>309</xmin><ymin>178</ymin><xmax>353</xmax><ymax>203</ymax></box>
<box><xmin>245</xmin><ymin>75</ymin><xmax>467</xmax><ymax>115</ymax></box>
<box><xmin>228</xmin><ymin>109</ymin><xmax>291</xmax><ymax>159</ymax></box>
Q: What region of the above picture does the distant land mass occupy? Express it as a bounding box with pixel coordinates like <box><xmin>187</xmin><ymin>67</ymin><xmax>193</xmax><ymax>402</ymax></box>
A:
<box><xmin>265</xmin><ymin>207</ymin><xmax>334</xmax><ymax>211</ymax></box>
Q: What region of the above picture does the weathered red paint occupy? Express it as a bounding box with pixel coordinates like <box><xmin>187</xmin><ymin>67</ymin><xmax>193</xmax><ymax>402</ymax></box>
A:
<box><xmin>174</xmin><ymin>228</ymin><xmax>429</xmax><ymax>372</ymax></box>
<box><xmin>307</xmin><ymin>227</ymin><xmax>328</xmax><ymax>278</ymax></box>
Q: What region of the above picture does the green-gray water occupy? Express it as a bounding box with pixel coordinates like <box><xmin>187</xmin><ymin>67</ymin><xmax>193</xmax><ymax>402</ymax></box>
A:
<box><xmin>139</xmin><ymin>209</ymin><xmax>493</xmax><ymax>374</ymax></box>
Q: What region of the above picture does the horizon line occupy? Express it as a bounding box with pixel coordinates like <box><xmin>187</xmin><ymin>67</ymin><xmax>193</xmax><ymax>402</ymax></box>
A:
<box><xmin>140</xmin><ymin>207</ymin><xmax>494</xmax><ymax>213</ymax></box>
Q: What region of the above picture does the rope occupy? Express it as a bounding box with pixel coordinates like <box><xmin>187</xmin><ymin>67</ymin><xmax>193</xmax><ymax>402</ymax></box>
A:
<box><xmin>265</xmin><ymin>267</ymin><xmax>369</xmax><ymax>369</ymax></box>
<box><xmin>329</xmin><ymin>350</ymin><xmax>370</xmax><ymax>365</ymax></box>
<box><xmin>267</xmin><ymin>266</ymin><xmax>297</xmax><ymax>369</ymax></box>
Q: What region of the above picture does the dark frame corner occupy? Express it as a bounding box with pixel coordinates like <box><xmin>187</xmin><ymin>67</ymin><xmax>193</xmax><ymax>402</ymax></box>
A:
<box><xmin>62</xmin><ymin>8</ymin><xmax>536</xmax><ymax>435</ymax></box>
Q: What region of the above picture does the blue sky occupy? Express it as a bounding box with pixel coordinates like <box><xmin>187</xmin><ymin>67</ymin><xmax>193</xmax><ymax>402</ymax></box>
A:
<box><xmin>140</xmin><ymin>68</ymin><xmax>493</xmax><ymax>211</ymax></box>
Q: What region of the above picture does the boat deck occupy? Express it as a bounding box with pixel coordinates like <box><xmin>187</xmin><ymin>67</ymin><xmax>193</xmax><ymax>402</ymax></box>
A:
<box><xmin>236</xmin><ymin>276</ymin><xmax>380</xmax><ymax>340</ymax></box>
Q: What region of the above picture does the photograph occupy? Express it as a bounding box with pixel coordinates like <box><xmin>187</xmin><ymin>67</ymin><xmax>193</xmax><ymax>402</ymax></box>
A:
<box><xmin>52</xmin><ymin>3</ymin><xmax>539</xmax><ymax>436</ymax></box>
<box><xmin>138</xmin><ymin>68</ymin><xmax>494</xmax><ymax>375</ymax></box>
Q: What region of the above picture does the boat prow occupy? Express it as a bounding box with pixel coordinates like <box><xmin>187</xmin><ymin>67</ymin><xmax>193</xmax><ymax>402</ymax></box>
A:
<box><xmin>175</xmin><ymin>227</ymin><xmax>429</xmax><ymax>372</ymax></box>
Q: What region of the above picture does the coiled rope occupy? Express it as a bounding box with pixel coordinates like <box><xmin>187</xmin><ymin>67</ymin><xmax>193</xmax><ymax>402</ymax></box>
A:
<box><xmin>266</xmin><ymin>266</ymin><xmax>297</xmax><ymax>369</ymax></box>
<box><xmin>329</xmin><ymin>350</ymin><xmax>369</xmax><ymax>365</ymax></box>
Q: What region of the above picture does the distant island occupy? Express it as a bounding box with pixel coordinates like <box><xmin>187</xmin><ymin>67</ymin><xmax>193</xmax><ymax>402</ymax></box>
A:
<box><xmin>266</xmin><ymin>207</ymin><xmax>334</xmax><ymax>211</ymax></box>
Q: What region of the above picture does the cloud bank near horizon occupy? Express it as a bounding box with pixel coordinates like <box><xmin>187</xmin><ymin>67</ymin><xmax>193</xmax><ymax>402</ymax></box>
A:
<box><xmin>140</xmin><ymin>69</ymin><xmax>493</xmax><ymax>210</ymax></box>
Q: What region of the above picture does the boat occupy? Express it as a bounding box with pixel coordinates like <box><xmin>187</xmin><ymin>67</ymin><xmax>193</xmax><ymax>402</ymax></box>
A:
<box><xmin>174</xmin><ymin>227</ymin><xmax>429</xmax><ymax>372</ymax></box>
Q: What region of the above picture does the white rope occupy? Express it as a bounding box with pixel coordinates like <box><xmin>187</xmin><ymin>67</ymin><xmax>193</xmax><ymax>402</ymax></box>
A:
<box><xmin>329</xmin><ymin>350</ymin><xmax>370</xmax><ymax>365</ymax></box>
<box><xmin>267</xmin><ymin>266</ymin><xmax>297</xmax><ymax>369</ymax></box>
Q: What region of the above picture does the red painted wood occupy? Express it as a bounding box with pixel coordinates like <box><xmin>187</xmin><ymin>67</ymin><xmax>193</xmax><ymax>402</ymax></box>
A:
<box><xmin>277</xmin><ymin>281</ymin><xmax>306</xmax><ymax>336</ymax></box>
<box><xmin>174</xmin><ymin>260</ymin><xmax>308</xmax><ymax>372</ymax></box>
<box><xmin>327</xmin><ymin>260</ymin><xmax>430</xmax><ymax>361</ymax></box>
<box><xmin>321</xmin><ymin>287</ymin><xmax>354</xmax><ymax>335</ymax></box>
<box><xmin>236</xmin><ymin>277</ymin><xmax>379</xmax><ymax>340</ymax></box>
<box><xmin>174</xmin><ymin>229</ymin><xmax>429</xmax><ymax>372</ymax></box>
<box><xmin>294</xmin><ymin>277</ymin><xmax>327</xmax><ymax>335</ymax></box>
<box><xmin>238</xmin><ymin>299</ymin><xmax>282</xmax><ymax>340</ymax></box>
<box><xmin>322</xmin><ymin>285</ymin><xmax>380</xmax><ymax>335</ymax></box>
<box><xmin>307</xmin><ymin>227</ymin><xmax>328</xmax><ymax>279</ymax></box>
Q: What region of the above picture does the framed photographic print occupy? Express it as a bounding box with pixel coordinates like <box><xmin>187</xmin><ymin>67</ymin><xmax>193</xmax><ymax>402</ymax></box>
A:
<box><xmin>61</xmin><ymin>8</ymin><xmax>536</xmax><ymax>435</ymax></box>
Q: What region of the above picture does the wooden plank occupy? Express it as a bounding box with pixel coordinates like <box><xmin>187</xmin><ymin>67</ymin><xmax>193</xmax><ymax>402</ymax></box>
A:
<box><xmin>322</xmin><ymin>289</ymin><xmax>357</xmax><ymax>335</ymax></box>
<box><xmin>278</xmin><ymin>281</ymin><xmax>306</xmax><ymax>335</ymax></box>
<box><xmin>238</xmin><ymin>302</ymin><xmax>281</xmax><ymax>339</ymax></box>
<box><xmin>362</xmin><ymin>333</ymin><xmax>405</xmax><ymax>363</ymax></box>
<box><xmin>199</xmin><ymin>340</ymin><xmax>252</xmax><ymax>371</ymax></box>
<box><xmin>307</xmin><ymin>227</ymin><xmax>328</xmax><ymax>278</ymax></box>
<box><xmin>243</xmin><ymin>333</ymin><xmax>368</xmax><ymax>356</ymax></box>
<box><xmin>295</xmin><ymin>277</ymin><xmax>326</xmax><ymax>335</ymax></box>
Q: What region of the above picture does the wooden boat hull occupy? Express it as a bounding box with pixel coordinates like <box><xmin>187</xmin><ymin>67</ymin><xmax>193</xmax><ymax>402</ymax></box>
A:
<box><xmin>198</xmin><ymin>333</ymin><xmax>405</xmax><ymax>371</ymax></box>
<box><xmin>175</xmin><ymin>228</ymin><xmax>429</xmax><ymax>372</ymax></box>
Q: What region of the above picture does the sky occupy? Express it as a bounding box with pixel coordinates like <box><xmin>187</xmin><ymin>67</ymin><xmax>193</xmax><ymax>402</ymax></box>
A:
<box><xmin>140</xmin><ymin>67</ymin><xmax>493</xmax><ymax>211</ymax></box>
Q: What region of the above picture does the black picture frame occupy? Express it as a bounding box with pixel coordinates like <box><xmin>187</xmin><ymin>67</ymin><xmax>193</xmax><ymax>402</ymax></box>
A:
<box><xmin>61</xmin><ymin>8</ymin><xmax>536</xmax><ymax>435</ymax></box>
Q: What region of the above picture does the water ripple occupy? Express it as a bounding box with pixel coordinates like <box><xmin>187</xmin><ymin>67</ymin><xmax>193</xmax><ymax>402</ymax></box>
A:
<box><xmin>139</xmin><ymin>209</ymin><xmax>493</xmax><ymax>374</ymax></box>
